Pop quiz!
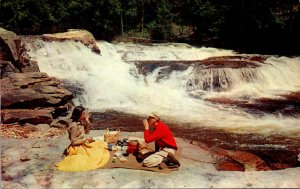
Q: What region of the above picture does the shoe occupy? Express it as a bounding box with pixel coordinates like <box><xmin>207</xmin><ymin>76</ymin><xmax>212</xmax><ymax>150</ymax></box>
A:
<box><xmin>161</xmin><ymin>158</ymin><xmax>179</xmax><ymax>169</ymax></box>
<box><xmin>159</xmin><ymin>161</ymin><xmax>168</xmax><ymax>170</ymax></box>
<box><xmin>166</xmin><ymin>153</ymin><xmax>180</xmax><ymax>167</ymax></box>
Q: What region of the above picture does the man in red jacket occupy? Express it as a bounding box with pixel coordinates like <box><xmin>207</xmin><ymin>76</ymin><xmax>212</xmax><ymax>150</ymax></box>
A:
<box><xmin>142</xmin><ymin>113</ymin><xmax>180</xmax><ymax>168</ymax></box>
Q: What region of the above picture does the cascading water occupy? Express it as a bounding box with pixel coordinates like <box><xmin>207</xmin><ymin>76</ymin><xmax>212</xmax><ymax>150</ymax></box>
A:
<box><xmin>26</xmin><ymin>40</ymin><xmax>300</xmax><ymax>137</ymax></box>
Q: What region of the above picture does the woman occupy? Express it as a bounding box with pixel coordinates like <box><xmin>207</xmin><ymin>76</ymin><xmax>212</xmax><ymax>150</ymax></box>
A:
<box><xmin>56</xmin><ymin>106</ymin><xmax>110</xmax><ymax>172</ymax></box>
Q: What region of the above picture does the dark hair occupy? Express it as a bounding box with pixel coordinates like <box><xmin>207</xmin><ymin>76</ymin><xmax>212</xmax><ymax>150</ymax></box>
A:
<box><xmin>70</xmin><ymin>106</ymin><xmax>85</xmax><ymax>122</ymax></box>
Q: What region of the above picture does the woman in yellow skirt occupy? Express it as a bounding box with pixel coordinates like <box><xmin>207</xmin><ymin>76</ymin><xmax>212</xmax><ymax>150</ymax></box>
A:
<box><xmin>56</xmin><ymin>106</ymin><xmax>110</xmax><ymax>172</ymax></box>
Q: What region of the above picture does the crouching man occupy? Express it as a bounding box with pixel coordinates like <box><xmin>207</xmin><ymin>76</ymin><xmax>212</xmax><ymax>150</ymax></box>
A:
<box><xmin>142</xmin><ymin>113</ymin><xmax>180</xmax><ymax>168</ymax></box>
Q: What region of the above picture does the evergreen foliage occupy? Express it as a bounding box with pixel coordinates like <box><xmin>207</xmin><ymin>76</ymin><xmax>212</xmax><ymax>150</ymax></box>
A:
<box><xmin>0</xmin><ymin>0</ymin><xmax>299</xmax><ymax>55</ymax></box>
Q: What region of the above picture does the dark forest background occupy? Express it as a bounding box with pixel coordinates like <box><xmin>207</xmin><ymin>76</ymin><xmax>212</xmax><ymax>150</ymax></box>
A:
<box><xmin>1</xmin><ymin>0</ymin><xmax>300</xmax><ymax>55</ymax></box>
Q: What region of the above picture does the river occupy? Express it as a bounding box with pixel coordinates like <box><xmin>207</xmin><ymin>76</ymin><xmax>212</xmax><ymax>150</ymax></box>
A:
<box><xmin>26</xmin><ymin>40</ymin><xmax>300</xmax><ymax>136</ymax></box>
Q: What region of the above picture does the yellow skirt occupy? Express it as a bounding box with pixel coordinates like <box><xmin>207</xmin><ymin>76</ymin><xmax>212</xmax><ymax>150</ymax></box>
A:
<box><xmin>56</xmin><ymin>140</ymin><xmax>110</xmax><ymax>172</ymax></box>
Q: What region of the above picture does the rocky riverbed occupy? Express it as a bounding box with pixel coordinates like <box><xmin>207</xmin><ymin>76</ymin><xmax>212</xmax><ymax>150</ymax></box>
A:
<box><xmin>1</xmin><ymin>27</ymin><xmax>300</xmax><ymax>188</ymax></box>
<box><xmin>1</xmin><ymin>125</ymin><xmax>300</xmax><ymax>188</ymax></box>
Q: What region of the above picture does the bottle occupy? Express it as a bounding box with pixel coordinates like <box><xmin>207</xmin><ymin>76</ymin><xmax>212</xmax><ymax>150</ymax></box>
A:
<box><xmin>106</xmin><ymin>144</ymin><xmax>118</xmax><ymax>151</ymax></box>
<box><xmin>107</xmin><ymin>144</ymin><xmax>113</xmax><ymax>151</ymax></box>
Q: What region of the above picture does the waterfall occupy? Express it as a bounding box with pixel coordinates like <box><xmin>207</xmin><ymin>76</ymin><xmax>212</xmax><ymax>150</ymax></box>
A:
<box><xmin>26</xmin><ymin>40</ymin><xmax>300</xmax><ymax>137</ymax></box>
<box><xmin>186</xmin><ymin>68</ymin><xmax>259</xmax><ymax>92</ymax></box>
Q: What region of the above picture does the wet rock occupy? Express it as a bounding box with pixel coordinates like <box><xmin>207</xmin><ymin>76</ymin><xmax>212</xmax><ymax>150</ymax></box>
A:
<box><xmin>202</xmin><ymin>55</ymin><xmax>268</xmax><ymax>66</ymax></box>
<box><xmin>269</xmin><ymin>163</ymin><xmax>292</xmax><ymax>170</ymax></box>
<box><xmin>227</xmin><ymin>150</ymin><xmax>271</xmax><ymax>171</ymax></box>
<box><xmin>212</xmin><ymin>148</ymin><xmax>270</xmax><ymax>171</ymax></box>
<box><xmin>131</xmin><ymin>55</ymin><xmax>267</xmax><ymax>90</ymax></box>
<box><xmin>215</xmin><ymin>160</ymin><xmax>245</xmax><ymax>171</ymax></box>
<box><xmin>91</xmin><ymin>111</ymin><xmax>145</xmax><ymax>132</ymax></box>
<box><xmin>130</xmin><ymin>55</ymin><xmax>266</xmax><ymax>76</ymax></box>
<box><xmin>0</xmin><ymin>72</ymin><xmax>73</xmax><ymax>108</ymax></box>
<box><xmin>253</xmin><ymin>149</ymin><xmax>300</xmax><ymax>169</ymax></box>
<box><xmin>42</xmin><ymin>29</ymin><xmax>100</xmax><ymax>54</ymax></box>
<box><xmin>249</xmin><ymin>56</ymin><xmax>267</xmax><ymax>63</ymax></box>
<box><xmin>205</xmin><ymin>94</ymin><xmax>300</xmax><ymax>116</ymax></box>
<box><xmin>188</xmin><ymin>67</ymin><xmax>260</xmax><ymax>92</ymax></box>
<box><xmin>205</xmin><ymin>97</ymin><xmax>247</xmax><ymax>105</ymax></box>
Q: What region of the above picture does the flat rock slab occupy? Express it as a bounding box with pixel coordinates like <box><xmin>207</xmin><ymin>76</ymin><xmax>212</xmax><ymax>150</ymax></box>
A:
<box><xmin>1</xmin><ymin>131</ymin><xmax>300</xmax><ymax>188</ymax></box>
<box><xmin>0</xmin><ymin>72</ymin><xmax>73</xmax><ymax>109</ymax></box>
<box><xmin>42</xmin><ymin>29</ymin><xmax>100</xmax><ymax>54</ymax></box>
<box><xmin>2</xmin><ymin>109</ymin><xmax>54</xmax><ymax>124</ymax></box>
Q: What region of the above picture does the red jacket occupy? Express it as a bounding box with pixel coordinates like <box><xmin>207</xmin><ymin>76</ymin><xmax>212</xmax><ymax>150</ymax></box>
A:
<box><xmin>144</xmin><ymin>121</ymin><xmax>177</xmax><ymax>151</ymax></box>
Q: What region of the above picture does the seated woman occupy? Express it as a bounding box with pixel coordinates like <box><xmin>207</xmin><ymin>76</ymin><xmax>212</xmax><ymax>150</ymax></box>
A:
<box><xmin>56</xmin><ymin>106</ymin><xmax>110</xmax><ymax>172</ymax></box>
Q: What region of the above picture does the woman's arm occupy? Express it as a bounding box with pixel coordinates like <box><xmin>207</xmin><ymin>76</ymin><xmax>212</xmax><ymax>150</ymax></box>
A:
<box><xmin>83</xmin><ymin>113</ymin><xmax>91</xmax><ymax>134</ymax></box>
<box><xmin>84</xmin><ymin>121</ymin><xmax>91</xmax><ymax>134</ymax></box>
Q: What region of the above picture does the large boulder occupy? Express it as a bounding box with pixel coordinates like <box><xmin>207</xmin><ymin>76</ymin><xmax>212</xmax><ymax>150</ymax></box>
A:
<box><xmin>0</xmin><ymin>27</ymin><xmax>40</xmax><ymax>76</ymax></box>
<box><xmin>131</xmin><ymin>55</ymin><xmax>267</xmax><ymax>76</ymax></box>
<box><xmin>42</xmin><ymin>29</ymin><xmax>101</xmax><ymax>54</ymax></box>
<box><xmin>0</xmin><ymin>72</ymin><xmax>73</xmax><ymax>108</ymax></box>
<box><xmin>0</xmin><ymin>27</ymin><xmax>20</xmax><ymax>62</ymax></box>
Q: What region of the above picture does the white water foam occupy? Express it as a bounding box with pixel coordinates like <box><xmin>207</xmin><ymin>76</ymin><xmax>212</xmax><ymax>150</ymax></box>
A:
<box><xmin>26</xmin><ymin>40</ymin><xmax>300</xmax><ymax>137</ymax></box>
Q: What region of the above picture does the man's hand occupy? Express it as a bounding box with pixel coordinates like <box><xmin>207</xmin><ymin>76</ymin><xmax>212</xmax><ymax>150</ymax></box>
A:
<box><xmin>143</xmin><ymin>119</ymin><xmax>149</xmax><ymax>130</ymax></box>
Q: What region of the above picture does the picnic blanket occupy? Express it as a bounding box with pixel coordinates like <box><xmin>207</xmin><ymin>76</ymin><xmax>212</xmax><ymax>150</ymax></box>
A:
<box><xmin>102</xmin><ymin>147</ymin><xmax>182</xmax><ymax>173</ymax></box>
